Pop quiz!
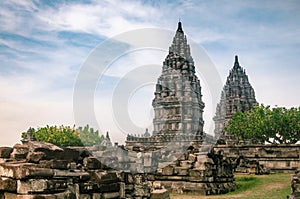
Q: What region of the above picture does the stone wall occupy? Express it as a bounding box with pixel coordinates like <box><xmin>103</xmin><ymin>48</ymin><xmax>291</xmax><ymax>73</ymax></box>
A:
<box><xmin>0</xmin><ymin>141</ymin><xmax>169</xmax><ymax>199</ymax></box>
<box><xmin>214</xmin><ymin>144</ymin><xmax>300</xmax><ymax>174</ymax></box>
<box><xmin>150</xmin><ymin>146</ymin><xmax>236</xmax><ymax>195</ymax></box>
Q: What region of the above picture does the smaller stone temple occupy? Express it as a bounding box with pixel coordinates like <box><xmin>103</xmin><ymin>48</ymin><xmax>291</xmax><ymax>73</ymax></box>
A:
<box><xmin>214</xmin><ymin>56</ymin><xmax>258</xmax><ymax>145</ymax></box>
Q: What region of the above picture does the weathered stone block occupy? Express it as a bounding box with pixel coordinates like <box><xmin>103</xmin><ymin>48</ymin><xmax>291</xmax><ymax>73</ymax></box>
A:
<box><xmin>150</xmin><ymin>188</ymin><xmax>170</xmax><ymax>199</ymax></box>
<box><xmin>174</xmin><ymin>167</ymin><xmax>189</xmax><ymax>176</ymax></box>
<box><xmin>27</xmin><ymin>151</ymin><xmax>45</xmax><ymax>163</ymax></box>
<box><xmin>0</xmin><ymin>147</ymin><xmax>13</xmax><ymax>158</ymax></box>
<box><xmin>155</xmin><ymin>175</ymin><xmax>188</xmax><ymax>181</ymax></box>
<box><xmin>60</xmin><ymin>147</ymin><xmax>80</xmax><ymax>162</ymax></box>
<box><xmin>83</xmin><ymin>157</ymin><xmax>101</xmax><ymax>169</ymax></box>
<box><xmin>53</xmin><ymin>170</ymin><xmax>90</xmax><ymax>180</ymax></box>
<box><xmin>0</xmin><ymin>162</ymin><xmax>54</xmax><ymax>179</ymax></box>
<box><xmin>11</xmin><ymin>144</ymin><xmax>29</xmax><ymax>161</ymax></box>
<box><xmin>180</xmin><ymin>161</ymin><xmax>193</xmax><ymax>168</ymax></box>
<box><xmin>123</xmin><ymin>172</ymin><xmax>134</xmax><ymax>184</ymax></box>
<box><xmin>96</xmin><ymin>182</ymin><xmax>120</xmax><ymax>193</ymax></box>
<box><xmin>80</xmin><ymin>194</ymin><xmax>91</xmax><ymax>199</ymax></box>
<box><xmin>188</xmin><ymin>154</ymin><xmax>197</xmax><ymax>162</ymax></box>
<box><xmin>102</xmin><ymin>192</ymin><xmax>120</xmax><ymax>199</ymax></box>
<box><xmin>189</xmin><ymin>169</ymin><xmax>205</xmax><ymax>177</ymax></box>
<box><xmin>0</xmin><ymin>177</ymin><xmax>17</xmax><ymax>192</ymax></box>
<box><xmin>189</xmin><ymin>176</ymin><xmax>214</xmax><ymax>182</ymax></box>
<box><xmin>162</xmin><ymin>166</ymin><xmax>174</xmax><ymax>176</ymax></box>
<box><xmin>119</xmin><ymin>182</ymin><xmax>125</xmax><ymax>198</ymax></box>
<box><xmin>194</xmin><ymin>161</ymin><xmax>208</xmax><ymax>170</ymax></box>
<box><xmin>146</xmin><ymin>173</ymin><xmax>155</xmax><ymax>181</ymax></box>
<box><xmin>144</xmin><ymin>152</ymin><xmax>152</xmax><ymax>167</ymax></box>
<box><xmin>90</xmin><ymin>171</ymin><xmax>118</xmax><ymax>184</ymax></box>
<box><xmin>152</xmin><ymin>181</ymin><xmax>161</xmax><ymax>189</ymax></box>
<box><xmin>68</xmin><ymin>162</ymin><xmax>77</xmax><ymax>170</ymax></box>
<box><xmin>92</xmin><ymin>193</ymin><xmax>102</xmax><ymax>199</ymax></box>
<box><xmin>134</xmin><ymin>185</ymin><xmax>150</xmax><ymax>197</ymax></box>
<box><xmin>39</xmin><ymin>160</ymin><xmax>69</xmax><ymax>170</ymax></box>
<box><xmin>125</xmin><ymin>184</ymin><xmax>134</xmax><ymax>191</ymax></box>
<box><xmin>4</xmin><ymin>189</ymin><xmax>76</xmax><ymax>199</ymax></box>
<box><xmin>17</xmin><ymin>179</ymin><xmax>68</xmax><ymax>194</ymax></box>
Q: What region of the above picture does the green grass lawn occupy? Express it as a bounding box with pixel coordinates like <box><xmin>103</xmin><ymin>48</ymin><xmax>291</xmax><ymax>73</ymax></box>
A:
<box><xmin>171</xmin><ymin>173</ymin><xmax>291</xmax><ymax>199</ymax></box>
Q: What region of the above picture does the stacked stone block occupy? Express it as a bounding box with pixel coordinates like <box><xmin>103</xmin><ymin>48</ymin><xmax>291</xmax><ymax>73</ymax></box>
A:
<box><xmin>0</xmin><ymin>142</ymin><xmax>169</xmax><ymax>199</ymax></box>
<box><xmin>214</xmin><ymin>144</ymin><xmax>300</xmax><ymax>174</ymax></box>
<box><xmin>149</xmin><ymin>145</ymin><xmax>236</xmax><ymax>195</ymax></box>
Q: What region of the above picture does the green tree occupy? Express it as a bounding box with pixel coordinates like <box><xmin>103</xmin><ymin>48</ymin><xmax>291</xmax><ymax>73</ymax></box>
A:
<box><xmin>226</xmin><ymin>105</ymin><xmax>300</xmax><ymax>144</ymax></box>
<box><xmin>22</xmin><ymin>125</ymin><xmax>104</xmax><ymax>147</ymax></box>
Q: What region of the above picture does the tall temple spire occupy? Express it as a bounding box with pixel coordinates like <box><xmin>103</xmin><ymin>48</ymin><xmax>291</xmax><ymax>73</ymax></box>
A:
<box><xmin>126</xmin><ymin>21</ymin><xmax>212</xmax><ymax>150</ymax></box>
<box><xmin>151</xmin><ymin>21</ymin><xmax>204</xmax><ymax>136</ymax></box>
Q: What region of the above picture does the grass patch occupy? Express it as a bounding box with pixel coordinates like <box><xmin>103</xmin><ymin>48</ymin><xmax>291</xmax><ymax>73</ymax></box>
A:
<box><xmin>171</xmin><ymin>173</ymin><xmax>291</xmax><ymax>199</ymax></box>
<box><xmin>230</xmin><ymin>176</ymin><xmax>259</xmax><ymax>194</ymax></box>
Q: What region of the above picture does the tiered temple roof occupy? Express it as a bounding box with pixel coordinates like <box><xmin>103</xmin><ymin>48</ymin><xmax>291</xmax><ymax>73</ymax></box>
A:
<box><xmin>214</xmin><ymin>56</ymin><xmax>258</xmax><ymax>145</ymax></box>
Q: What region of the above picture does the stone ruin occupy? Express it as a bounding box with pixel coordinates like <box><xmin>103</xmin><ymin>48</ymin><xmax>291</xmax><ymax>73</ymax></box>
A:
<box><xmin>123</xmin><ymin>21</ymin><xmax>235</xmax><ymax>195</ymax></box>
<box><xmin>289</xmin><ymin>160</ymin><xmax>300</xmax><ymax>199</ymax></box>
<box><xmin>150</xmin><ymin>145</ymin><xmax>235</xmax><ymax>195</ymax></box>
<box><xmin>0</xmin><ymin>138</ymin><xmax>237</xmax><ymax>198</ymax></box>
<box><xmin>214</xmin><ymin>144</ymin><xmax>300</xmax><ymax>175</ymax></box>
<box><xmin>0</xmin><ymin>141</ymin><xmax>169</xmax><ymax>199</ymax></box>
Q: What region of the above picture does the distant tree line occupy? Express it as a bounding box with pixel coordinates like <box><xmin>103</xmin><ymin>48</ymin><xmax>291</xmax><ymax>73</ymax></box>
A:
<box><xmin>22</xmin><ymin>125</ymin><xmax>104</xmax><ymax>147</ymax></box>
<box><xmin>226</xmin><ymin>105</ymin><xmax>300</xmax><ymax>144</ymax></box>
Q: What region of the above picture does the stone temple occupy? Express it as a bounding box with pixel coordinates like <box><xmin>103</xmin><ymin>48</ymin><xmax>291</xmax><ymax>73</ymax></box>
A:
<box><xmin>214</xmin><ymin>56</ymin><xmax>258</xmax><ymax>145</ymax></box>
<box><xmin>126</xmin><ymin>22</ymin><xmax>211</xmax><ymax>150</ymax></box>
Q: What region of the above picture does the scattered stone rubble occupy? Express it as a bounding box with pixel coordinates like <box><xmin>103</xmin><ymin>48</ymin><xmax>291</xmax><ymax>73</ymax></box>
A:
<box><xmin>151</xmin><ymin>145</ymin><xmax>236</xmax><ymax>195</ymax></box>
<box><xmin>289</xmin><ymin>161</ymin><xmax>300</xmax><ymax>199</ymax></box>
<box><xmin>0</xmin><ymin>141</ymin><xmax>169</xmax><ymax>199</ymax></box>
<box><xmin>87</xmin><ymin>141</ymin><xmax>236</xmax><ymax>195</ymax></box>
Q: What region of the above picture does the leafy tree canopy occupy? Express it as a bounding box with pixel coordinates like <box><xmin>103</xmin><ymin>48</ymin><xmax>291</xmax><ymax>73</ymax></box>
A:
<box><xmin>21</xmin><ymin>125</ymin><xmax>104</xmax><ymax>147</ymax></box>
<box><xmin>226</xmin><ymin>105</ymin><xmax>300</xmax><ymax>144</ymax></box>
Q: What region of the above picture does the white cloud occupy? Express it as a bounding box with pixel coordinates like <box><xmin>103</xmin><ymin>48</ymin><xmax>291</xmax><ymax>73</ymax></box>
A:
<box><xmin>37</xmin><ymin>0</ymin><xmax>161</xmax><ymax>37</ymax></box>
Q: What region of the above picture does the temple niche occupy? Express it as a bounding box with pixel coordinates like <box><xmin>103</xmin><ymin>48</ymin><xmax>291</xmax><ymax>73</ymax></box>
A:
<box><xmin>214</xmin><ymin>56</ymin><xmax>258</xmax><ymax>145</ymax></box>
<box><xmin>126</xmin><ymin>22</ymin><xmax>211</xmax><ymax>150</ymax></box>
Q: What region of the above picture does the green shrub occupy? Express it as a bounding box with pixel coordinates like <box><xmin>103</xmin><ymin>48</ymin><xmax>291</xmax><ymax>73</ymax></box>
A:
<box><xmin>22</xmin><ymin>125</ymin><xmax>104</xmax><ymax>147</ymax></box>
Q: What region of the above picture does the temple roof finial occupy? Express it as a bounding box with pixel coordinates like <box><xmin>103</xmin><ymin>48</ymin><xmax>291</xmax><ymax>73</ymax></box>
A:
<box><xmin>106</xmin><ymin>131</ymin><xmax>110</xmax><ymax>140</ymax></box>
<box><xmin>177</xmin><ymin>20</ymin><xmax>183</xmax><ymax>33</ymax></box>
<box><xmin>234</xmin><ymin>55</ymin><xmax>239</xmax><ymax>67</ymax></box>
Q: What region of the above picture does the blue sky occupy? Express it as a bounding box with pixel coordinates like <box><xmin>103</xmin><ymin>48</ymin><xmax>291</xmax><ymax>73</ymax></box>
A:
<box><xmin>0</xmin><ymin>0</ymin><xmax>299</xmax><ymax>146</ymax></box>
